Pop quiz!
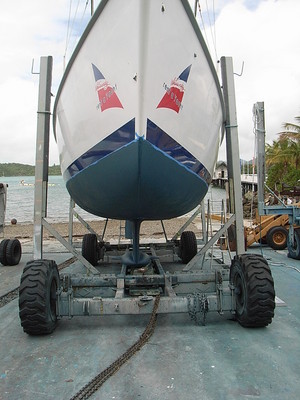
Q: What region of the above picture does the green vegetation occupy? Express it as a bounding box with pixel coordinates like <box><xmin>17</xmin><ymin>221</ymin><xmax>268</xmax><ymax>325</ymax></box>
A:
<box><xmin>266</xmin><ymin>116</ymin><xmax>300</xmax><ymax>191</ymax></box>
<box><xmin>0</xmin><ymin>163</ymin><xmax>61</xmax><ymax>177</ymax></box>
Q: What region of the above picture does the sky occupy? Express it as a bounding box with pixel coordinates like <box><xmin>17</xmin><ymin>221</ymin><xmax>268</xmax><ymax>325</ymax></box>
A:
<box><xmin>0</xmin><ymin>0</ymin><xmax>299</xmax><ymax>166</ymax></box>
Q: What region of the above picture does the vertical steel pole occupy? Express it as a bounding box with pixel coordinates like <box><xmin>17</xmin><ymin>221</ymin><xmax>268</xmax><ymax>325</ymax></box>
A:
<box><xmin>220</xmin><ymin>56</ymin><xmax>245</xmax><ymax>254</ymax></box>
<box><xmin>0</xmin><ymin>183</ymin><xmax>7</xmax><ymax>237</ymax></box>
<box><xmin>33</xmin><ymin>56</ymin><xmax>53</xmax><ymax>260</ymax></box>
<box><xmin>68</xmin><ymin>197</ymin><xmax>75</xmax><ymax>245</ymax></box>
<box><xmin>200</xmin><ymin>200</ymin><xmax>207</xmax><ymax>243</ymax></box>
<box><xmin>254</xmin><ymin>102</ymin><xmax>266</xmax><ymax>212</ymax></box>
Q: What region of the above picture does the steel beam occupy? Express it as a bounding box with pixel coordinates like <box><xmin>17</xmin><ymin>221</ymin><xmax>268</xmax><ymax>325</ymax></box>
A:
<box><xmin>57</xmin><ymin>289</ymin><xmax>233</xmax><ymax>317</ymax></box>
<box><xmin>33</xmin><ymin>56</ymin><xmax>53</xmax><ymax>260</ymax></box>
<box><xmin>220</xmin><ymin>56</ymin><xmax>245</xmax><ymax>255</ymax></box>
<box><xmin>0</xmin><ymin>183</ymin><xmax>7</xmax><ymax>236</ymax></box>
<box><xmin>254</xmin><ymin>102</ymin><xmax>266</xmax><ymax>206</ymax></box>
<box><xmin>63</xmin><ymin>269</ymin><xmax>230</xmax><ymax>288</ymax></box>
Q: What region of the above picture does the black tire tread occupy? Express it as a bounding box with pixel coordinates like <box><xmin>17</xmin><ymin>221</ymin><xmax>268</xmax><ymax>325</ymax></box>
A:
<box><xmin>0</xmin><ymin>239</ymin><xmax>10</xmax><ymax>265</ymax></box>
<box><xmin>6</xmin><ymin>239</ymin><xmax>22</xmax><ymax>265</ymax></box>
<box><xmin>180</xmin><ymin>231</ymin><xmax>197</xmax><ymax>264</ymax></box>
<box><xmin>19</xmin><ymin>259</ymin><xmax>59</xmax><ymax>335</ymax></box>
<box><xmin>230</xmin><ymin>254</ymin><xmax>275</xmax><ymax>327</ymax></box>
<box><xmin>287</xmin><ymin>228</ymin><xmax>300</xmax><ymax>260</ymax></box>
<box><xmin>82</xmin><ymin>234</ymin><xmax>98</xmax><ymax>266</ymax></box>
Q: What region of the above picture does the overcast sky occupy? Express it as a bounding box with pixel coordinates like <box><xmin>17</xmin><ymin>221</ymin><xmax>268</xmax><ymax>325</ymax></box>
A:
<box><xmin>0</xmin><ymin>0</ymin><xmax>299</xmax><ymax>166</ymax></box>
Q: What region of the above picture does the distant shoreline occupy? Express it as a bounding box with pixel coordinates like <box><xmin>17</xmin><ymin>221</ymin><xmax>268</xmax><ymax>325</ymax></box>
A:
<box><xmin>0</xmin><ymin>163</ymin><xmax>61</xmax><ymax>177</ymax></box>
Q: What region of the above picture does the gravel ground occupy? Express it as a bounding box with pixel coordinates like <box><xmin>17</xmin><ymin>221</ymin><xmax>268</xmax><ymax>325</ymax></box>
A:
<box><xmin>2</xmin><ymin>217</ymin><xmax>202</xmax><ymax>240</ymax></box>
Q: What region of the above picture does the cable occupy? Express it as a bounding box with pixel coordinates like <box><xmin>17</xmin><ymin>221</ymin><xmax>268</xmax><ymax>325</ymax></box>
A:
<box><xmin>269</xmin><ymin>262</ymin><xmax>300</xmax><ymax>274</ymax></box>
<box><xmin>205</xmin><ymin>0</ymin><xmax>218</xmax><ymax>64</ymax></box>
<box><xmin>253</xmin><ymin>244</ymin><xmax>300</xmax><ymax>274</ymax></box>
<box><xmin>64</xmin><ymin>0</ymin><xmax>73</xmax><ymax>69</ymax></box>
<box><xmin>64</xmin><ymin>0</ymin><xmax>90</xmax><ymax>68</ymax></box>
<box><xmin>197</xmin><ymin>2</ymin><xmax>211</xmax><ymax>54</ymax></box>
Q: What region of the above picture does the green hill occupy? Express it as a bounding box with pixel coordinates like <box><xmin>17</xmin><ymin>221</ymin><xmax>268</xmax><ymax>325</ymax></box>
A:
<box><xmin>0</xmin><ymin>163</ymin><xmax>61</xmax><ymax>177</ymax></box>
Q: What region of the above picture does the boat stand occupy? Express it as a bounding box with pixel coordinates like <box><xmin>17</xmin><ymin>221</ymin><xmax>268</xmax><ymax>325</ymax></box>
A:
<box><xmin>18</xmin><ymin>56</ymin><xmax>275</xmax><ymax>335</ymax></box>
<box><xmin>254</xmin><ymin>102</ymin><xmax>300</xmax><ymax>259</ymax></box>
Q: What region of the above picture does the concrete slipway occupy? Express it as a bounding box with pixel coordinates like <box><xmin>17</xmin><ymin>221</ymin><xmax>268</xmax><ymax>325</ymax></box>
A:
<box><xmin>0</xmin><ymin>241</ymin><xmax>299</xmax><ymax>400</ymax></box>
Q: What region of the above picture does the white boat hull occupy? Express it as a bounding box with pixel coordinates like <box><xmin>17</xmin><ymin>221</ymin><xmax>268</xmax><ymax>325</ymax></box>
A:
<box><xmin>54</xmin><ymin>0</ymin><xmax>224</xmax><ymax>220</ymax></box>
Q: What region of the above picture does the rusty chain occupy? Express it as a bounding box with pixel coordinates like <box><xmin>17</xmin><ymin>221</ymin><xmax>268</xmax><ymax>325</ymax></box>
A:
<box><xmin>70</xmin><ymin>294</ymin><xmax>160</xmax><ymax>400</ymax></box>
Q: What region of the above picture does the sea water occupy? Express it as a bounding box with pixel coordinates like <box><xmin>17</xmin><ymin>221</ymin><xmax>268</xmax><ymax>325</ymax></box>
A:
<box><xmin>0</xmin><ymin>176</ymin><xmax>226</xmax><ymax>224</ymax></box>
<box><xmin>0</xmin><ymin>175</ymin><xmax>102</xmax><ymax>224</ymax></box>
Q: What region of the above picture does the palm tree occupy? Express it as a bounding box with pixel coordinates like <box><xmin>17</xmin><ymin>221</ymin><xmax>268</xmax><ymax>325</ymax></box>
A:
<box><xmin>279</xmin><ymin>115</ymin><xmax>300</xmax><ymax>143</ymax></box>
<box><xmin>266</xmin><ymin>139</ymin><xmax>290</xmax><ymax>170</ymax></box>
<box><xmin>279</xmin><ymin>115</ymin><xmax>300</xmax><ymax>169</ymax></box>
<box><xmin>289</xmin><ymin>141</ymin><xmax>300</xmax><ymax>170</ymax></box>
<box><xmin>265</xmin><ymin>114</ymin><xmax>300</xmax><ymax>190</ymax></box>
<box><xmin>265</xmin><ymin>138</ymin><xmax>299</xmax><ymax>190</ymax></box>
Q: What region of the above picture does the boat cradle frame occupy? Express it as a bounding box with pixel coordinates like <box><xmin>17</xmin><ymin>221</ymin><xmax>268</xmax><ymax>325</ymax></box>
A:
<box><xmin>27</xmin><ymin>56</ymin><xmax>267</xmax><ymax>326</ymax></box>
<box><xmin>55</xmin><ymin>237</ymin><xmax>235</xmax><ymax>322</ymax></box>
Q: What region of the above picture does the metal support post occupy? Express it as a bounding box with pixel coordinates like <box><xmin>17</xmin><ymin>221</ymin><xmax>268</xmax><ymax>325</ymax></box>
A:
<box><xmin>68</xmin><ymin>198</ymin><xmax>74</xmax><ymax>245</ymax></box>
<box><xmin>33</xmin><ymin>56</ymin><xmax>53</xmax><ymax>259</ymax></box>
<box><xmin>254</xmin><ymin>102</ymin><xmax>266</xmax><ymax>213</ymax></box>
<box><xmin>201</xmin><ymin>200</ymin><xmax>207</xmax><ymax>243</ymax></box>
<box><xmin>220</xmin><ymin>56</ymin><xmax>245</xmax><ymax>254</ymax></box>
<box><xmin>0</xmin><ymin>183</ymin><xmax>7</xmax><ymax>237</ymax></box>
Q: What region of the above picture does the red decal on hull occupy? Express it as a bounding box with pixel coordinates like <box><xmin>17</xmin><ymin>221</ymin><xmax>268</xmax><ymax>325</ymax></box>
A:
<box><xmin>92</xmin><ymin>64</ymin><xmax>123</xmax><ymax>111</ymax></box>
<box><xmin>157</xmin><ymin>65</ymin><xmax>192</xmax><ymax>113</ymax></box>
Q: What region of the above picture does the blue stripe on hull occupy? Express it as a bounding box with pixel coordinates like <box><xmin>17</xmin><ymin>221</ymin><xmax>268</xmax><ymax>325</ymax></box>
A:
<box><xmin>64</xmin><ymin>118</ymin><xmax>212</xmax><ymax>186</ymax></box>
<box><xmin>66</xmin><ymin>137</ymin><xmax>209</xmax><ymax>220</ymax></box>
<box><xmin>146</xmin><ymin>119</ymin><xmax>212</xmax><ymax>184</ymax></box>
<box><xmin>63</xmin><ymin>118</ymin><xmax>135</xmax><ymax>181</ymax></box>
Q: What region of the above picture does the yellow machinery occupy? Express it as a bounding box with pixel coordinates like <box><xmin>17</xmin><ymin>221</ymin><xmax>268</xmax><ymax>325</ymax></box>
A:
<box><xmin>246</xmin><ymin>203</ymin><xmax>300</xmax><ymax>250</ymax></box>
<box><xmin>246</xmin><ymin>213</ymin><xmax>289</xmax><ymax>250</ymax></box>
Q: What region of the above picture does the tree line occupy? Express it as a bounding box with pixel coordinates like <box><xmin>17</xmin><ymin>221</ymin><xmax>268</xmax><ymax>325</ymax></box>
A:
<box><xmin>265</xmin><ymin>116</ymin><xmax>300</xmax><ymax>191</ymax></box>
<box><xmin>0</xmin><ymin>163</ymin><xmax>61</xmax><ymax>177</ymax></box>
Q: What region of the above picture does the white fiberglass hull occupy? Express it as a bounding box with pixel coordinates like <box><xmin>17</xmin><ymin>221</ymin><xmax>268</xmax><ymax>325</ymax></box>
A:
<box><xmin>53</xmin><ymin>0</ymin><xmax>225</xmax><ymax>220</ymax></box>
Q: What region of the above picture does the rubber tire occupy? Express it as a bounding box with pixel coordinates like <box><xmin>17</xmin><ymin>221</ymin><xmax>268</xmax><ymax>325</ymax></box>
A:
<box><xmin>180</xmin><ymin>231</ymin><xmax>197</xmax><ymax>264</ymax></box>
<box><xmin>0</xmin><ymin>239</ymin><xmax>10</xmax><ymax>265</ymax></box>
<box><xmin>82</xmin><ymin>233</ymin><xmax>98</xmax><ymax>266</ymax></box>
<box><xmin>230</xmin><ymin>254</ymin><xmax>275</xmax><ymax>327</ymax></box>
<box><xmin>287</xmin><ymin>229</ymin><xmax>300</xmax><ymax>260</ymax></box>
<box><xmin>6</xmin><ymin>239</ymin><xmax>22</xmax><ymax>265</ymax></box>
<box><xmin>19</xmin><ymin>259</ymin><xmax>59</xmax><ymax>335</ymax></box>
<box><xmin>266</xmin><ymin>226</ymin><xmax>288</xmax><ymax>250</ymax></box>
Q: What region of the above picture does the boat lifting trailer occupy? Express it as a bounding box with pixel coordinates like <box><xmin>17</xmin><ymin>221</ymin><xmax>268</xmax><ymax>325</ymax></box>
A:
<box><xmin>18</xmin><ymin>56</ymin><xmax>275</xmax><ymax>335</ymax></box>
